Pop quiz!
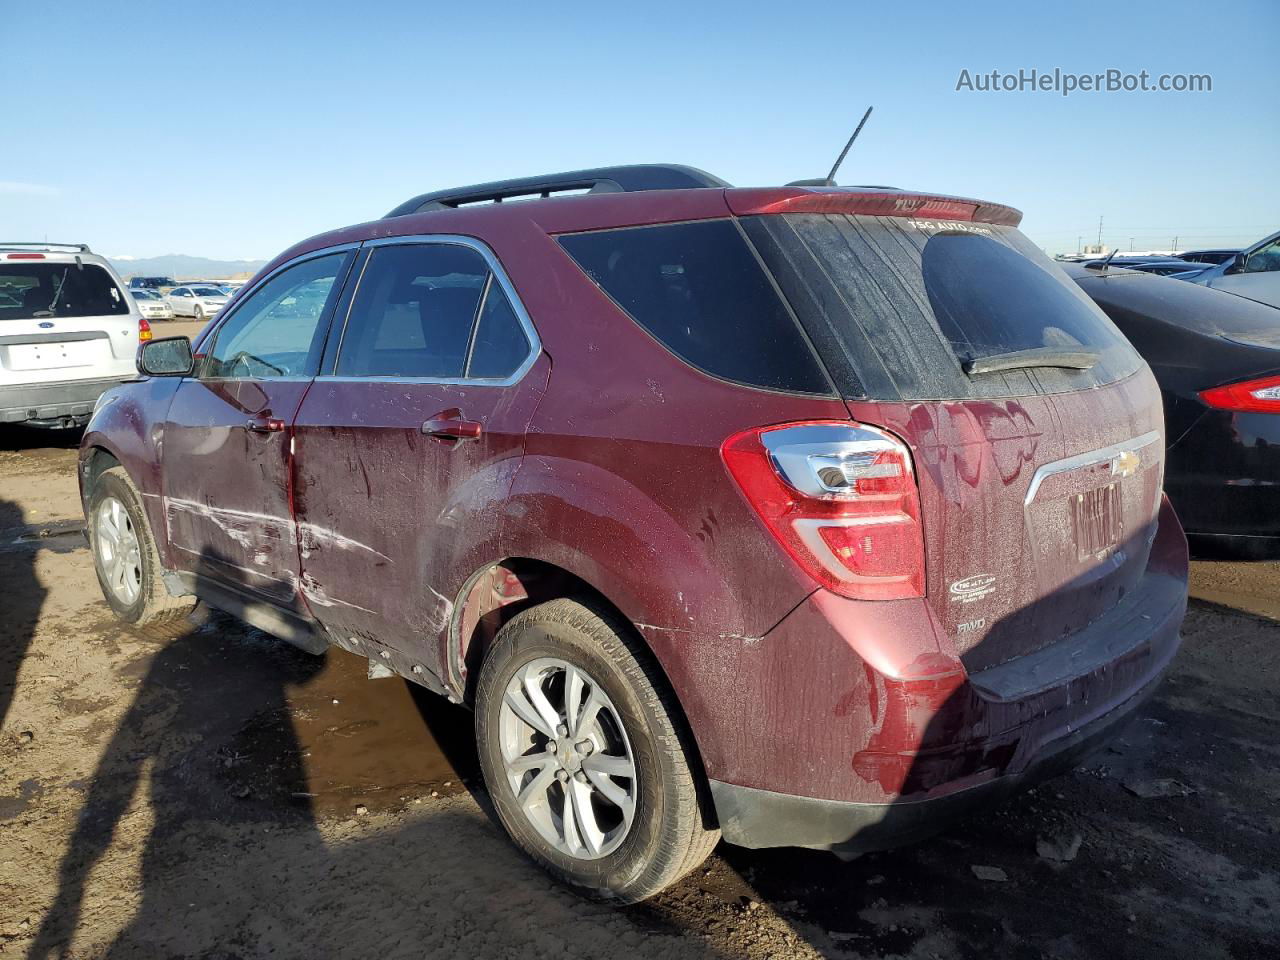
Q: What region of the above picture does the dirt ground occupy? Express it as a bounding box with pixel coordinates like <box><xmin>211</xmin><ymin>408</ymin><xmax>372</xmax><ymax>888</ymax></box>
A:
<box><xmin>1</xmin><ymin>426</ymin><xmax>1277</xmax><ymax>960</ymax></box>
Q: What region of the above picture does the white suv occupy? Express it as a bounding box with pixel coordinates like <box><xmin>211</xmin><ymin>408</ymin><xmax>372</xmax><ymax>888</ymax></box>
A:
<box><xmin>0</xmin><ymin>243</ymin><xmax>148</xmax><ymax>428</ymax></box>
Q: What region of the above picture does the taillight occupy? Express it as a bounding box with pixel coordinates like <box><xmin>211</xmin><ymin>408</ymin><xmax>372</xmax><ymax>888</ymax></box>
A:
<box><xmin>1199</xmin><ymin>373</ymin><xmax>1280</xmax><ymax>414</ymax></box>
<box><xmin>6</xmin><ymin>252</ymin><xmax>46</xmax><ymax>259</ymax></box>
<box><xmin>721</xmin><ymin>421</ymin><xmax>925</xmax><ymax>601</ymax></box>
<box><xmin>138</xmin><ymin>317</ymin><xmax>152</xmax><ymax>342</ymax></box>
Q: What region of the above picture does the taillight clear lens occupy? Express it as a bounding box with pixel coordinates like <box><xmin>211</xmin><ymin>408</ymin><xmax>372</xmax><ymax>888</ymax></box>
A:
<box><xmin>1199</xmin><ymin>373</ymin><xmax>1280</xmax><ymax>414</ymax></box>
<box><xmin>721</xmin><ymin>421</ymin><xmax>925</xmax><ymax>600</ymax></box>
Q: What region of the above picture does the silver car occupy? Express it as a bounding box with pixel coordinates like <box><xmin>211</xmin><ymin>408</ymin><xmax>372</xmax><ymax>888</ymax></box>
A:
<box><xmin>1183</xmin><ymin>230</ymin><xmax>1280</xmax><ymax>309</ymax></box>
<box><xmin>130</xmin><ymin>288</ymin><xmax>174</xmax><ymax>320</ymax></box>
<box><xmin>165</xmin><ymin>284</ymin><xmax>228</xmax><ymax>320</ymax></box>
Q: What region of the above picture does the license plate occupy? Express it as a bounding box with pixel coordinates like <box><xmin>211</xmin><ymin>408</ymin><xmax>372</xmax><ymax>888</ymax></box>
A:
<box><xmin>1072</xmin><ymin>483</ymin><xmax>1123</xmax><ymax>560</ymax></box>
<box><xmin>5</xmin><ymin>340</ymin><xmax>100</xmax><ymax>371</ymax></box>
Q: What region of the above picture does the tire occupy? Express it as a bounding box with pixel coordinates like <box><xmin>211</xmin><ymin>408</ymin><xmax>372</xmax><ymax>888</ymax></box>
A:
<box><xmin>193</xmin><ymin>305</ymin><xmax>204</xmax><ymax>321</ymax></box>
<box><xmin>88</xmin><ymin>467</ymin><xmax>196</xmax><ymax>629</ymax></box>
<box><xmin>475</xmin><ymin>597</ymin><xmax>719</xmax><ymax>902</ymax></box>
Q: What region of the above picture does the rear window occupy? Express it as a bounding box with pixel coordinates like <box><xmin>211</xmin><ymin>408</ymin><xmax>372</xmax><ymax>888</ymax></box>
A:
<box><xmin>558</xmin><ymin>220</ymin><xmax>832</xmax><ymax>395</ymax></box>
<box><xmin>0</xmin><ymin>262</ymin><xmax>130</xmax><ymax>321</ymax></box>
<box><xmin>741</xmin><ymin>214</ymin><xmax>1141</xmax><ymax>400</ymax></box>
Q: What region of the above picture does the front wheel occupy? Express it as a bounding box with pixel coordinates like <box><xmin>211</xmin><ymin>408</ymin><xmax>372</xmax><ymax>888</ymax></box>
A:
<box><xmin>88</xmin><ymin>467</ymin><xmax>196</xmax><ymax>628</ymax></box>
<box><xmin>193</xmin><ymin>305</ymin><xmax>204</xmax><ymax>321</ymax></box>
<box><xmin>475</xmin><ymin>598</ymin><xmax>719</xmax><ymax>902</ymax></box>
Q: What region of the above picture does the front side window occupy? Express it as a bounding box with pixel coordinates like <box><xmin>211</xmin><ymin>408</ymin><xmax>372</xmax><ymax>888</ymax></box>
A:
<box><xmin>0</xmin><ymin>263</ymin><xmax>129</xmax><ymax>321</ymax></box>
<box><xmin>336</xmin><ymin>243</ymin><xmax>530</xmax><ymax>380</ymax></box>
<box><xmin>1244</xmin><ymin>238</ymin><xmax>1280</xmax><ymax>274</ymax></box>
<box><xmin>201</xmin><ymin>252</ymin><xmax>348</xmax><ymax>379</ymax></box>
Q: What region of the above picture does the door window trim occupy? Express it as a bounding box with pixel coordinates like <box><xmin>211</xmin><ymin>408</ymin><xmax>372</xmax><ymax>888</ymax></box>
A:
<box><xmin>196</xmin><ymin>242</ymin><xmax>360</xmax><ymax>382</ymax></box>
<box><xmin>318</xmin><ymin>234</ymin><xmax>542</xmax><ymax>388</ymax></box>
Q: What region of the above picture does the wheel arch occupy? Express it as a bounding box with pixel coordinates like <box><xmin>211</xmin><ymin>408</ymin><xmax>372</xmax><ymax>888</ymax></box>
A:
<box><xmin>449</xmin><ymin>556</ymin><xmax>717</xmax><ymax>823</ymax></box>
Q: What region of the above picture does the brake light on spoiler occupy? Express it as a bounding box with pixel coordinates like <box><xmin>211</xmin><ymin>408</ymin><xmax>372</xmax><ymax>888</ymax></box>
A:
<box><xmin>1200</xmin><ymin>373</ymin><xmax>1280</xmax><ymax>414</ymax></box>
<box><xmin>721</xmin><ymin>421</ymin><xmax>926</xmax><ymax>601</ymax></box>
<box><xmin>725</xmin><ymin>188</ymin><xmax>1023</xmax><ymax>226</ymax></box>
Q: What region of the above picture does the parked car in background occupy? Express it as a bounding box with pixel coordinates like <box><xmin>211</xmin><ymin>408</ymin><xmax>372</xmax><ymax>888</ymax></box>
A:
<box><xmin>1</xmin><ymin>242</ymin><xmax>151</xmax><ymax>428</ymax></box>
<box><xmin>1182</xmin><ymin>230</ymin><xmax>1280</xmax><ymax>309</ymax></box>
<box><xmin>131</xmin><ymin>288</ymin><xmax>174</xmax><ymax>321</ymax></box>
<box><xmin>80</xmin><ymin>166</ymin><xmax>1188</xmax><ymax>901</ymax></box>
<box><xmin>1068</xmin><ymin>262</ymin><xmax>1280</xmax><ymax>558</ymax></box>
<box><xmin>1177</xmin><ymin>248</ymin><xmax>1241</xmax><ymax>266</ymax></box>
<box><xmin>1117</xmin><ymin>260</ymin><xmax>1212</xmax><ymax>278</ymax></box>
<box><xmin>164</xmin><ymin>284</ymin><xmax>229</xmax><ymax>320</ymax></box>
<box><xmin>129</xmin><ymin>276</ymin><xmax>175</xmax><ymax>292</ymax></box>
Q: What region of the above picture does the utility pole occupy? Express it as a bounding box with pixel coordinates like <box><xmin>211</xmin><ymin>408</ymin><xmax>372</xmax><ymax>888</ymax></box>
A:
<box><xmin>1173</xmin><ymin>235</ymin><xmax>1179</xmax><ymax>252</ymax></box>
<box><xmin>1129</xmin><ymin>237</ymin><xmax>1134</xmax><ymax>251</ymax></box>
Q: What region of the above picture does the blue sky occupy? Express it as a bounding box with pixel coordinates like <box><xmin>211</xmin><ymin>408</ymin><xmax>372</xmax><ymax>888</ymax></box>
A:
<box><xmin>3</xmin><ymin>0</ymin><xmax>1276</xmax><ymax>260</ymax></box>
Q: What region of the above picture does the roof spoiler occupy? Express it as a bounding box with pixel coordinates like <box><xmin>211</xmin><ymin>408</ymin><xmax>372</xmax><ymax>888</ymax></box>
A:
<box><xmin>0</xmin><ymin>242</ymin><xmax>92</xmax><ymax>253</ymax></box>
<box><xmin>384</xmin><ymin>164</ymin><xmax>731</xmax><ymax>218</ymax></box>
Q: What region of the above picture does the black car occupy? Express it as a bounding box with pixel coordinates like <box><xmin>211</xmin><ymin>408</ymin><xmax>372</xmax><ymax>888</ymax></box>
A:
<box><xmin>1066</xmin><ymin>262</ymin><xmax>1280</xmax><ymax>559</ymax></box>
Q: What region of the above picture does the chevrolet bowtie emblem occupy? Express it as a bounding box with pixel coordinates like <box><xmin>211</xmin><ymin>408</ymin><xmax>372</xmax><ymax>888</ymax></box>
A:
<box><xmin>1111</xmin><ymin>449</ymin><xmax>1141</xmax><ymax>478</ymax></box>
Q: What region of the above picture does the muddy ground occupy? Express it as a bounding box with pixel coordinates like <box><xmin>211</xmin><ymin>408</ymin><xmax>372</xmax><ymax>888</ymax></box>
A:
<box><xmin>1</xmin><ymin>425</ymin><xmax>1277</xmax><ymax>959</ymax></box>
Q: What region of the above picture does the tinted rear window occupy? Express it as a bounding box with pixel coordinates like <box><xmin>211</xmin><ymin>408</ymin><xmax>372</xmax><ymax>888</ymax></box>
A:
<box><xmin>0</xmin><ymin>263</ymin><xmax>129</xmax><ymax>321</ymax></box>
<box><xmin>558</xmin><ymin>220</ymin><xmax>832</xmax><ymax>395</ymax></box>
<box><xmin>742</xmin><ymin>214</ymin><xmax>1141</xmax><ymax>401</ymax></box>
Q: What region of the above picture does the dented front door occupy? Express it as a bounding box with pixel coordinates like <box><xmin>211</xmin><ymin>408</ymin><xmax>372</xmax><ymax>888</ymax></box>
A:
<box><xmin>159</xmin><ymin>249</ymin><xmax>354</xmax><ymax>611</ymax></box>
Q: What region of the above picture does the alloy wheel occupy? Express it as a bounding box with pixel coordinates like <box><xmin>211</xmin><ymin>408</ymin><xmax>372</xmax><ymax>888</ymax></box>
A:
<box><xmin>498</xmin><ymin>657</ymin><xmax>638</xmax><ymax>860</ymax></box>
<box><xmin>95</xmin><ymin>496</ymin><xmax>142</xmax><ymax>605</ymax></box>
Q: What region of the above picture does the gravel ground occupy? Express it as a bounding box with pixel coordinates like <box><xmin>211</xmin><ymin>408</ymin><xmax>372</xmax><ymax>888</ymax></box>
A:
<box><xmin>1</xmin><ymin>427</ymin><xmax>1277</xmax><ymax>959</ymax></box>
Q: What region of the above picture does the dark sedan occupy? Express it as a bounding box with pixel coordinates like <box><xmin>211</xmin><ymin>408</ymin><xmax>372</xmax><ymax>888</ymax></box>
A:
<box><xmin>1067</xmin><ymin>262</ymin><xmax>1280</xmax><ymax>559</ymax></box>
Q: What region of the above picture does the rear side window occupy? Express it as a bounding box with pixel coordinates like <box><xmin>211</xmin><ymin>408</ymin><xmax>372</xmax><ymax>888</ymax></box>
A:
<box><xmin>742</xmin><ymin>214</ymin><xmax>1141</xmax><ymax>401</ymax></box>
<box><xmin>338</xmin><ymin>244</ymin><xmax>488</xmax><ymax>379</ymax></box>
<box><xmin>558</xmin><ymin>220</ymin><xmax>831</xmax><ymax>395</ymax></box>
<box><xmin>336</xmin><ymin>243</ymin><xmax>534</xmax><ymax>381</ymax></box>
<box><xmin>0</xmin><ymin>263</ymin><xmax>129</xmax><ymax>321</ymax></box>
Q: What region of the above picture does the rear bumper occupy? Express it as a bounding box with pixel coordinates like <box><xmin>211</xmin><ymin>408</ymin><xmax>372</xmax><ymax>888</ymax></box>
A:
<box><xmin>691</xmin><ymin>497</ymin><xmax>1188</xmax><ymax>852</ymax></box>
<box><xmin>0</xmin><ymin>377</ymin><xmax>130</xmax><ymax>424</ymax></box>
<box><xmin>711</xmin><ymin>639</ymin><xmax>1170</xmax><ymax>851</ymax></box>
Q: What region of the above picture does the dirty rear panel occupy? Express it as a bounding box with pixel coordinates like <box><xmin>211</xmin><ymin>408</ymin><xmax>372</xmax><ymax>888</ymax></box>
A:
<box><xmin>745</xmin><ymin>213</ymin><xmax>1163</xmax><ymax>670</ymax></box>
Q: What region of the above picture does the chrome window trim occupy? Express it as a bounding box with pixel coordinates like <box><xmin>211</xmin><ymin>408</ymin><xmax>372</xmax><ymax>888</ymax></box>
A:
<box><xmin>1024</xmin><ymin>430</ymin><xmax>1161</xmax><ymax>505</ymax></box>
<box><xmin>195</xmin><ymin>241</ymin><xmax>360</xmax><ymax>383</ymax></box>
<box><xmin>318</xmin><ymin>233</ymin><xmax>542</xmax><ymax>389</ymax></box>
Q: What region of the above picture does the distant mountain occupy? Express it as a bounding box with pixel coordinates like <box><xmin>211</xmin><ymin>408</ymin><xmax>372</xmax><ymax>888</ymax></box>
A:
<box><xmin>109</xmin><ymin>254</ymin><xmax>267</xmax><ymax>280</ymax></box>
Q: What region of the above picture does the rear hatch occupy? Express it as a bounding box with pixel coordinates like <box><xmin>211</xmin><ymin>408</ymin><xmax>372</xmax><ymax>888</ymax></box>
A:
<box><xmin>0</xmin><ymin>256</ymin><xmax>138</xmax><ymax>385</ymax></box>
<box><xmin>735</xmin><ymin>194</ymin><xmax>1164</xmax><ymax>671</ymax></box>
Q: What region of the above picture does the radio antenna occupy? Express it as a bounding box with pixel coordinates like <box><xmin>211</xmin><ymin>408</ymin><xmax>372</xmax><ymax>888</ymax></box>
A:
<box><xmin>787</xmin><ymin>106</ymin><xmax>874</xmax><ymax>187</ymax></box>
<box><xmin>826</xmin><ymin>106</ymin><xmax>873</xmax><ymax>184</ymax></box>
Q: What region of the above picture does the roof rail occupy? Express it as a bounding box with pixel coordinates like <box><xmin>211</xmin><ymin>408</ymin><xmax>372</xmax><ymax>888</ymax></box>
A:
<box><xmin>384</xmin><ymin>164</ymin><xmax>730</xmax><ymax>218</ymax></box>
<box><xmin>0</xmin><ymin>241</ymin><xmax>92</xmax><ymax>253</ymax></box>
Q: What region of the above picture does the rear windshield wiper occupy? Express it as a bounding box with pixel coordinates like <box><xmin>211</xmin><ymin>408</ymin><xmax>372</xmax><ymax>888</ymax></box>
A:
<box><xmin>963</xmin><ymin>347</ymin><xmax>1100</xmax><ymax>376</ymax></box>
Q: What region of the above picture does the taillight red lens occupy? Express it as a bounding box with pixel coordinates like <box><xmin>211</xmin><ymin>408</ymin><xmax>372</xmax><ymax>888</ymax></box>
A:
<box><xmin>721</xmin><ymin>420</ymin><xmax>925</xmax><ymax>601</ymax></box>
<box><xmin>6</xmin><ymin>252</ymin><xmax>46</xmax><ymax>259</ymax></box>
<box><xmin>138</xmin><ymin>317</ymin><xmax>152</xmax><ymax>341</ymax></box>
<box><xmin>1199</xmin><ymin>373</ymin><xmax>1280</xmax><ymax>414</ymax></box>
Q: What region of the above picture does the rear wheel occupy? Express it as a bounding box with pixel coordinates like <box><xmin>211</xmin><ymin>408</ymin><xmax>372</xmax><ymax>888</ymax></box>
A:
<box><xmin>88</xmin><ymin>467</ymin><xmax>196</xmax><ymax>628</ymax></box>
<box><xmin>475</xmin><ymin>598</ymin><xmax>718</xmax><ymax>902</ymax></box>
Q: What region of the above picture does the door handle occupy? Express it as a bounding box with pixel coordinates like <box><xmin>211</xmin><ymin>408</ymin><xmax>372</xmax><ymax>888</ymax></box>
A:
<box><xmin>246</xmin><ymin>416</ymin><xmax>285</xmax><ymax>433</ymax></box>
<box><xmin>421</xmin><ymin>413</ymin><xmax>482</xmax><ymax>442</ymax></box>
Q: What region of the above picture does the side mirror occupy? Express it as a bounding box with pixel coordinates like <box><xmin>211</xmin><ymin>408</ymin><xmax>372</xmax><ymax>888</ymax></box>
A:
<box><xmin>138</xmin><ymin>336</ymin><xmax>194</xmax><ymax>377</ymax></box>
<box><xmin>1224</xmin><ymin>253</ymin><xmax>1246</xmax><ymax>275</ymax></box>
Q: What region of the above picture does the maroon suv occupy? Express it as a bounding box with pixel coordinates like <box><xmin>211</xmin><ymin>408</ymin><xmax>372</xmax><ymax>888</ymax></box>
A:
<box><xmin>80</xmin><ymin>165</ymin><xmax>1188</xmax><ymax>901</ymax></box>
